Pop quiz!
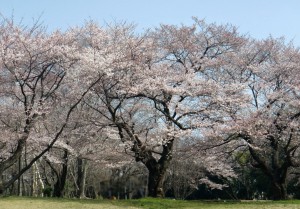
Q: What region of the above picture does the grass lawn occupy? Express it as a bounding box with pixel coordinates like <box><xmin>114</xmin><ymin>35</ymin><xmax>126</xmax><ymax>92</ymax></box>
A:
<box><xmin>2</xmin><ymin>197</ymin><xmax>300</xmax><ymax>209</ymax></box>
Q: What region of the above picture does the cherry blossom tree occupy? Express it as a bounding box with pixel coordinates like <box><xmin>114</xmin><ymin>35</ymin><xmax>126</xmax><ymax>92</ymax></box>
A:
<box><xmin>213</xmin><ymin>37</ymin><xmax>300</xmax><ymax>200</ymax></box>
<box><xmin>0</xmin><ymin>18</ymin><xmax>101</xmax><ymax>195</ymax></box>
<box><xmin>127</xmin><ymin>19</ymin><xmax>245</xmax><ymax>197</ymax></box>
<box><xmin>82</xmin><ymin>19</ymin><xmax>247</xmax><ymax>197</ymax></box>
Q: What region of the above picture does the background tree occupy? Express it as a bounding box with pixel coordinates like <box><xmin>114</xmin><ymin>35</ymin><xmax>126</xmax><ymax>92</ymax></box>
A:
<box><xmin>217</xmin><ymin>37</ymin><xmax>300</xmax><ymax>200</ymax></box>
<box><xmin>0</xmin><ymin>18</ymin><xmax>103</xmax><ymax>195</ymax></box>
<box><xmin>0</xmin><ymin>18</ymin><xmax>80</xmax><ymax>194</ymax></box>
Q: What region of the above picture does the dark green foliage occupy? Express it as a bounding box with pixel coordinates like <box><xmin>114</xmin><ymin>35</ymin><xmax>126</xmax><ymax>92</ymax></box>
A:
<box><xmin>42</xmin><ymin>187</ymin><xmax>53</xmax><ymax>197</ymax></box>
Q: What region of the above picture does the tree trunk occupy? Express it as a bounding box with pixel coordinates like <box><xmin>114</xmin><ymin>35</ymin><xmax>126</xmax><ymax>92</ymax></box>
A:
<box><xmin>116</xmin><ymin>119</ymin><xmax>174</xmax><ymax>198</ymax></box>
<box><xmin>0</xmin><ymin>134</ymin><xmax>28</xmax><ymax>196</ymax></box>
<box><xmin>271</xmin><ymin>179</ymin><xmax>287</xmax><ymax>200</ymax></box>
<box><xmin>53</xmin><ymin>150</ymin><xmax>68</xmax><ymax>198</ymax></box>
<box><xmin>76</xmin><ymin>157</ymin><xmax>87</xmax><ymax>198</ymax></box>
<box><xmin>17</xmin><ymin>156</ymin><xmax>22</xmax><ymax>196</ymax></box>
<box><xmin>32</xmin><ymin>162</ymin><xmax>38</xmax><ymax>197</ymax></box>
<box><xmin>144</xmin><ymin>142</ymin><xmax>173</xmax><ymax>198</ymax></box>
<box><xmin>246</xmin><ymin>137</ymin><xmax>290</xmax><ymax>200</ymax></box>
<box><xmin>0</xmin><ymin>172</ymin><xmax>4</xmax><ymax>196</ymax></box>
<box><xmin>147</xmin><ymin>163</ymin><xmax>165</xmax><ymax>198</ymax></box>
<box><xmin>32</xmin><ymin>162</ymin><xmax>45</xmax><ymax>197</ymax></box>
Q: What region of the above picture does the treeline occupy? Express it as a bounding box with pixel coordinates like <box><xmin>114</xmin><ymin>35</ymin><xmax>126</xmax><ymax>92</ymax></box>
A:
<box><xmin>1</xmin><ymin>16</ymin><xmax>300</xmax><ymax>200</ymax></box>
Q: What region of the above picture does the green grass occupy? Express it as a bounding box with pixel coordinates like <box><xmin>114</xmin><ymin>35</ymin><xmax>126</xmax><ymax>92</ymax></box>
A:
<box><xmin>2</xmin><ymin>197</ymin><xmax>300</xmax><ymax>209</ymax></box>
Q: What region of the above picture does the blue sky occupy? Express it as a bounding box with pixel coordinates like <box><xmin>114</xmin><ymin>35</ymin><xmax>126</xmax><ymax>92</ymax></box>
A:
<box><xmin>2</xmin><ymin>0</ymin><xmax>300</xmax><ymax>46</ymax></box>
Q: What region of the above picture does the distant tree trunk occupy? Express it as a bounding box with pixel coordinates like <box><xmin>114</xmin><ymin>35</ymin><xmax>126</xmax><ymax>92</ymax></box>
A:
<box><xmin>0</xmin><ymin>133</ymin><xmax>28</xmax><ymax>196</ymax></box>
<box><xmin>76</xmin><ymin>157</ymin><xmax>87</xmax><ymax>198</ymax></box>
<box><xmin>32</xmin><ymin>162</ymin><xmax>38</xmax><ymax>197</ymax></box>
<box><xmin>0</xmin><ymin>171</ymin><xmax>4</xmax><ymax>195</ymax></box>
<box><xmin>32</xmin><ymin>162</ymin><xmax>45</xmax><ymax>197</ymax></box>
<box><xmin>18</xmin><ymin>156</ymin><xmax>22</xmax><ymax>196</ymax></box>
<box><xmin>52</xmin><ymin>149</ymin><xmax>69</xmax><ymax>198</ymax></box>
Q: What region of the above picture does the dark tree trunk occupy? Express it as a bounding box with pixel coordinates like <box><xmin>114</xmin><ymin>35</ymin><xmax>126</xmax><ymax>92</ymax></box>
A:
<box><xmin>114</xmin><ymin>114</ymin><xmax>174</xmax><ymax>198</ymax></box>
<box><xmin>18</xmin><ymin>156</ymin><xmax>22</xmax><ymax>196</ymax></box>
<box><xmin>271</xmin><ymin>178</ymin><xmax>287</xmax><ymax>200</ymax></box>
<box><xmin>52</xmin><ymin>150</ymin><xmax>68</xmax><ymax>198</ymax></box>
<box><xmin>147</xmin><ymin>161</ymin><xmax>166</xmax><ymax>198</ymax></box>
<box><xmin>0</xmin><ymin>172</ymin><xmax>4</xmax><ymax>196</ymax></box>
<box><xmin>143</xmin><ymin>142</ymin><xmax>173</xmax><ymax>198</ymax></box>
<box><xmin>246</xmin><ymin>136</ymin><xmax>289</xmax><ymax>200</ymax></box>
<box><xmin>0</xmin><ymin>134</ymin><xmax>28</xmax><ymax>196</ymax></box>
<box><xmin>76</xmin><ymin>157</ymin><xmax>87</xmax><ymax>198</ymax></box>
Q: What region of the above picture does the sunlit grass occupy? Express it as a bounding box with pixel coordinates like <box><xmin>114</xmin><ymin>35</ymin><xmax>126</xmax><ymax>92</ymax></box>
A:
<box><xmin>0</xmin><ymin>197</ymin><xmax>137</xmax><ymax>209</ymax></box>
<box><xmin>2</xmin><ymin>197</ymin><xmax>300</xmax><ymax>209</ymax></box>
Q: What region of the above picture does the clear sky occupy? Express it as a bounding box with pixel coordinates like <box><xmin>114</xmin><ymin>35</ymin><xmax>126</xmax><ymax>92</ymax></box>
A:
<box><xmin>1</xmin><ymin>0</ymin><xmax>300</xmax><ymax>46</ymax></box>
